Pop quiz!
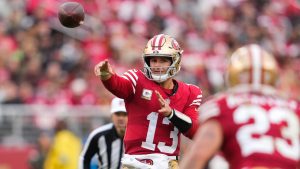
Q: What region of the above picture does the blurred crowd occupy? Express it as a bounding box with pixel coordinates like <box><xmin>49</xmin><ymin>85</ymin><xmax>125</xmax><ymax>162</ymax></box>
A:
<box><xmin>0</xmin><ymin>0</ymin><xmax>300</xmax><ymax>106</ymax></box>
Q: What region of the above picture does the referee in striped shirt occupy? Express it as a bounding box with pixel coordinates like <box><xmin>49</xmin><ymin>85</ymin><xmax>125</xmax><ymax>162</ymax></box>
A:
<box><xmin>79</xmin><ymin>97</ymin><xmax>128</xmax><ymax>169</ymax></box>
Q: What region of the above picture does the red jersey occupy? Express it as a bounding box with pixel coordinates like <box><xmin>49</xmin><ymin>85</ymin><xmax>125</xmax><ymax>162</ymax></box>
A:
<box><xmin>102</xmin><ymin>69</ymin><xmax>202</xmax><ymax>156</ymax></box>
<box><xmin>200</xmin><ymin>85</ymin><xmax>300</xmax><ymax>169</ymax></box>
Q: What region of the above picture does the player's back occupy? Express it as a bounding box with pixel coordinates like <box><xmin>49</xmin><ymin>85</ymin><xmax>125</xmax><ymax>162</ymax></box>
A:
<box><xmin>200</xmin><ymin>85</ymin><xmax>300</xmax><ymax>169</ymax></box>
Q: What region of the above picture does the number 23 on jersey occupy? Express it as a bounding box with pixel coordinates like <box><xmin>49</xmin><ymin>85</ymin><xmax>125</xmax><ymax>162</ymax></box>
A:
<box><xmin>233</xmin><ymin>105</ymin><xmax>300</xmax><ymax>160</ymax></box>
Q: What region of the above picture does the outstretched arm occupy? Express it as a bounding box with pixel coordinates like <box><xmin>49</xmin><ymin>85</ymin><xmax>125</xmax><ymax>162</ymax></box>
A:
<box><xmin>94</xmin><ymin>60</ymin><xmax>134</xmax><ymax>99</ymax></box>
<box><xmin>94</xmin><ymin>60</ymin><xmax>114</xmax><ymax>80</ymax></box>
<box><xmin>179</xmin><ymin>120</ymin><xmax>223</xmax><ymax>169</ymax></box>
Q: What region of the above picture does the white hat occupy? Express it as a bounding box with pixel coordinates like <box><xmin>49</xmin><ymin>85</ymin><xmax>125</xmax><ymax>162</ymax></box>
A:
<box><xmin>110</xmin><ymin>97</ymin><xmax>126</xmax><ymax>114</ymax></box>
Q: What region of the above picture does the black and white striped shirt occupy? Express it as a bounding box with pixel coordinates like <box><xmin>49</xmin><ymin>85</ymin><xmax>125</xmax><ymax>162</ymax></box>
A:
<box><xmin>79</xmin><ymin>123</ymin><xmax>124</xmax><ymax>169</ymax></box>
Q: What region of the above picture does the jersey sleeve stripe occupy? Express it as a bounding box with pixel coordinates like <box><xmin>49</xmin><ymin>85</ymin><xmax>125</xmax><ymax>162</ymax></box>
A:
<box><xmin>128</xmin><ymin>69</ymin><xmax>138</xmax><ymax>80</ymax></box>
<box><xmin>193</xmin><ymin>99</ymin><xmax>202</xmax><ymax>102</ymax></box>
<box><xmin>197</xmin><ymin>95</ymin><xmax>203</xmax><ymax>99</ymax></box>
<box><xmin>121</xmin><ymin>75</ymin><xmax>136</xmax><ymax>94</ymax></box>
<box><xmin>131</xmin><ymin>85</ymin><xmax>136</xmax><ymax>94</ymax></box>
<box><xmin>190</xmin><ymin>98</ymin><xmax>202</xmax><ymax>106</ymax></box>
<box><xmin>121</xmin><ymin>75</ymin><xmax>129</xmax><ymax>80</ymax></box>
<box><xmin>124</xmin><ymin>72</ymin><xmax>137</xmax><ymax>87</ymax></box>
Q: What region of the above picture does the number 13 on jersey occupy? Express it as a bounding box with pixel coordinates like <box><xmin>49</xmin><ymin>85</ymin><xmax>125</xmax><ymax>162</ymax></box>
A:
<box><xmin>141</xmin><ymin>112</ymin><xmax>179</xmax><ymax>154</ymax></box>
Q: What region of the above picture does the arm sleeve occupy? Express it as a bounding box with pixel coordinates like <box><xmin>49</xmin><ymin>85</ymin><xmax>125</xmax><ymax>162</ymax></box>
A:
<box><xmin>102</xmin><ymin>69</ymin><xmax>138</xmax><ymax>100</ymax></box>
<box><xmin>172</xmin><ymin>106</ymin><xmax>200</xmax><ymax>139</ymax></box>
<box><xmin>179</xmin><ymin>85</ymin><xmax>202</xmax><ymax>139</ymax></box>
<box><xmin>168</xmin><ymin>109</ymin><xmax>192</xmax><ymax>133</ymax></box>
<box><xmin>79</xmin><ymin>135</ymin><xmax>99</xmax><ymax>169</ymax></box>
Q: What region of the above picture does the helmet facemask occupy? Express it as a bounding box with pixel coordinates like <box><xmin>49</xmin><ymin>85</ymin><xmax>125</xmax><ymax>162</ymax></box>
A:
<box><xmin>143</xmin><ymin>55</ymin><xmax>181</xmax><ymax>82</ymax></box>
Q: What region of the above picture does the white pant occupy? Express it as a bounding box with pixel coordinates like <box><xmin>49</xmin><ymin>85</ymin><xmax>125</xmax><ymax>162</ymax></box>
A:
<box><xmin>121</xmin><ymin>153</ymin><xmax>177</xmax><ymax>169</ymax></box>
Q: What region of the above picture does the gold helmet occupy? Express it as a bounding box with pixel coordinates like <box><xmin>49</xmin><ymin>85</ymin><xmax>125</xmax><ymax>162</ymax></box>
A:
<box><xmin>143</xmin><ymin>34</ymin><xmax>183</xmax><ymax>82</ymax></box>
<box><xmin>227</xmin><ymin>44</ymin><xmax>279</xmax><ymax>88</ymax></box>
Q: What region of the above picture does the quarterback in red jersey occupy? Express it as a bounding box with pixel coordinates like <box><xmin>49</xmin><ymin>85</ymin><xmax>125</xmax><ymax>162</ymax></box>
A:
<box><xmin>94</xmin><ymin>34</ymin><xmax>202</xmax><ymax>168</ymax></box>
<box><xmin>180</xmin><ymin>44</ymin><xmax>300</xmax><ymax>169</ymax></box>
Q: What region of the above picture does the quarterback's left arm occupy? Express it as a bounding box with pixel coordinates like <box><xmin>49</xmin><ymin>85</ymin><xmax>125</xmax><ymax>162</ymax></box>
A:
<box><xmin>156</xmin><ymin>85</ymin><xmax>202</xmax><ymax>138</ymax></box>
<box><xmin>177</xmin><ymin>84</ymin><xmax>202</xmax><ymax>138</ymax></box>
<box><xmin>167</xmin><ymin>107</ymin><xmax>198</xmax><ymax>138</ymax></box>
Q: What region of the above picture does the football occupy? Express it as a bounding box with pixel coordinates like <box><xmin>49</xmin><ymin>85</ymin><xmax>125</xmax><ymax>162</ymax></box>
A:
<box><xmin>58</xmin><ymin>2</ymin><xmax>85</xmax><ymax>28</ymax></box>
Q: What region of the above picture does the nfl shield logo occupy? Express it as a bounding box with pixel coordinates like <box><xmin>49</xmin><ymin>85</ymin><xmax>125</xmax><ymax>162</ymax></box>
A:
<box><xmin>141</xmin><ymin>89</ymin><xmax>153</xmax><ymax>100</ymax></box>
